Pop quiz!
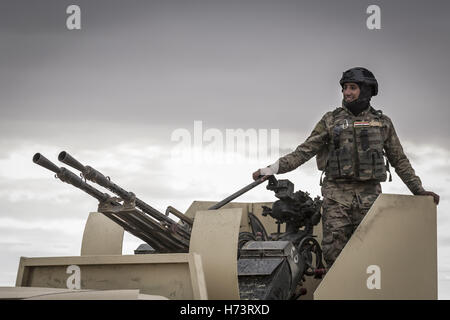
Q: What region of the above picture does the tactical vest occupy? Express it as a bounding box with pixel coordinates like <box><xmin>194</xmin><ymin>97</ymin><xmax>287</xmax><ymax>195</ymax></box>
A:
<box><xmin>318</xmin><ymin>107</ymin><xmax>389</xmax><ymax>182</ymax></box>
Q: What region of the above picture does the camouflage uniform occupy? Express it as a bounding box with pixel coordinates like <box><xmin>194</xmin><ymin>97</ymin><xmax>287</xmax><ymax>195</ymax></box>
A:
<box><xmin>276</xmin><ymin>105</ymin><xmax>424</xmax><ymax>268</ymax></box>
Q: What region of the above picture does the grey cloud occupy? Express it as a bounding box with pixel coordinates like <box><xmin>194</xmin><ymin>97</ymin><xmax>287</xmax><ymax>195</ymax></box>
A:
<box><xmin>1</xmin><ymin>0</ymin><xmax>449</xmax><ymax>148</ymax></box>
<box><xmin>0</xmin><ymin>226</ymin><xmax>82</xmax><ymax>286</ymax></box>
<box><xmin>439</xmin><ymin>236</ymin><xmax>450</xmax><ymax>248</ymax></box>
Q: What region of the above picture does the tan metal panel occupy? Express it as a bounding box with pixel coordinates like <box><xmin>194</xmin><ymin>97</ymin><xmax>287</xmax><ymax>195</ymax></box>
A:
<box><xmin>185</xmin><ymin>201</ymin><xmax>251</xmax><ymax>233</ymax></box>
<box><xmin>0</xmin><ymin>287</ymin><xmax>168</xmax><ymax>300</ymax></box>
<box><xmin>314</xmin><ymin>194</ymin><xmax>437</xmax><ymax>300</ymax></box>
<box><xmin>187</xmin><ymin>253</ymin><xmax>208</xmax><ymax>300</ymax></box>
<box><xmin>27</xmin><ymin>290</ymin><xmax>168</xmax><ymax>300</ymax></box>
<box><xmin>0</xmin><ymin>287</ymin><xmax>79</xmax><ymax>299</ymax></box>
<box><xmin>189</xmin><ymin>208</ymin><xmax>242</xmax><ymax>300</ymax></box>
<box><xmin>80</xmin><ymin>212</ymin><xmax>124</xmax><ymax>256</ymax></box>
<box><xmin>15</xmin><ymin>253</ymin><xmax>207</xmax><ymax>300</ymax></box>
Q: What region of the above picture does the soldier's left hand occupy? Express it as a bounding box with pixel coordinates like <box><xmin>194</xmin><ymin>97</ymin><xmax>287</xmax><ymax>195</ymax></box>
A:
<box><xmin>418</xmin><ymin>190</ymin><xmax>440</xmax><ymax>205</ymax></box>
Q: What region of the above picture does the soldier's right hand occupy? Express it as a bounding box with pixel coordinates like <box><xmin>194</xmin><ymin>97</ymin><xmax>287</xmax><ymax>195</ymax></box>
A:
<box><xmin>252</xmin><ymin>169</ymin><xmax>261</xmax><ymax>181</ymax></box>
<box><xmin>252</xmin><ymin>166</ymin><xmax>277</xmax><ymax>181</ymax></box>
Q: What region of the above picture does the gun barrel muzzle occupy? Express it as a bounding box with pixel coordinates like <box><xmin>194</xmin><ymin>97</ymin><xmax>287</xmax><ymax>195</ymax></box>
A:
<box><xmin>33</xmin><ymin>153</ymin><xmax>60</xmax><ymax>174</ymax></box>
<box><xmin>58</xmin><ymin>151</ymin><xmax>86</xmax><ymax>172</ymax></box>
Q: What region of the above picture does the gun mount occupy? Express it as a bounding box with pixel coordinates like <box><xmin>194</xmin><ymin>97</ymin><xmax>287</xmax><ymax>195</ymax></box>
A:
<box><xmin>263</xmin><ymin>179</ymin><xmax>322</xmax><ymax>235</ymax></box>
<box><xmin>231</xmin><ymin>176</ymin><xmax>326</xmax><ymax>300</ymax></box>
<box><xmin>33</xmin><ymin>152</ymin><xmax>326</xmax><ymax>300</ymax></box>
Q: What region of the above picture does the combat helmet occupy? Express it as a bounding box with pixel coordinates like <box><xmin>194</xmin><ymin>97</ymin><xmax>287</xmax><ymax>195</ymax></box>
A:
<box><xmin>340</xmin><ymin>67</ymin><xmax>378</xmax><ymax>96</ymax></box>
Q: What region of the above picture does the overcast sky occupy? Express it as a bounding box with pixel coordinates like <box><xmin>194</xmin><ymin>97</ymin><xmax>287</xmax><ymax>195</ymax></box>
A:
<box><xmin>1</xmin><ymin>0</ymin><xmax>449</xmax><ymax>298</ymax></box>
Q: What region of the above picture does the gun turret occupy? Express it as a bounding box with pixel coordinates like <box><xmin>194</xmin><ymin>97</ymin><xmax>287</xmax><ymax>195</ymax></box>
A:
<box><xmin>34</xmin><ymin>152</ymin><xmax>326</xmax><ymax>300</ymax></box>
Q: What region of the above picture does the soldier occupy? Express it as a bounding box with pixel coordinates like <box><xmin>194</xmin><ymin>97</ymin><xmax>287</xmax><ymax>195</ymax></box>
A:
<box><xmin>252</xmin><ymin>67</ymin><xmax>440</xmax><ymax>268</ymax></box>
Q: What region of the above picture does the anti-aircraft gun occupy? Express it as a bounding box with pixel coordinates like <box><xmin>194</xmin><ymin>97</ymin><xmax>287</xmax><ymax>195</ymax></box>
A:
<box><xmin>211</xmin><ymin>174</ymin><xmax>326</xmax><ymax>299</ymax></box>
<box><xmin>33</xmin><ymin>152</ymin><xmax>326</xmax><ymax>300</ymax></box>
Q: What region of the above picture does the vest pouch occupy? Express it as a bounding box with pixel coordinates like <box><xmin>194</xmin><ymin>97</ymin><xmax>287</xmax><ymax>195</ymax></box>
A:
<box><xmin>358</xmin><ymin>149</ymin><xmax>372</xmax><ymax>180</ymax></box>
<box><xmin>316</xmin><ymin>144</ymin><xmax>329</xmax><ymax>171</ymax></box>
<box><xmin>338</xmin><ymin>144</ymin><xmax>353</xmax><ymax>178</ymax></box>
<box><xmin>358</xmin><ymin>148</ymin><xmax>387</xmax><ymax>181</ymax></box>
<box><xmin>327</xmin><ymin>148</ymin><xmax>341</xmax><ymax>179</ymax></box>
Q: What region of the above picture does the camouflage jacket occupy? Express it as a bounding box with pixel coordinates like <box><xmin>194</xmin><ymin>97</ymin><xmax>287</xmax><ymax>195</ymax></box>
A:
<box><xmin>277</xmin><ymin>105</ymin><xmax>425</xmax><ymax>195</ymax></box>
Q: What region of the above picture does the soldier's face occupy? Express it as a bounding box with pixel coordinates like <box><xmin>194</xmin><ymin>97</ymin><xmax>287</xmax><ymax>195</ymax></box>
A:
<box><xmin>342</xmin><ymin>82</ymin><xmax>360</xmax><ymax>102</ymax></box>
